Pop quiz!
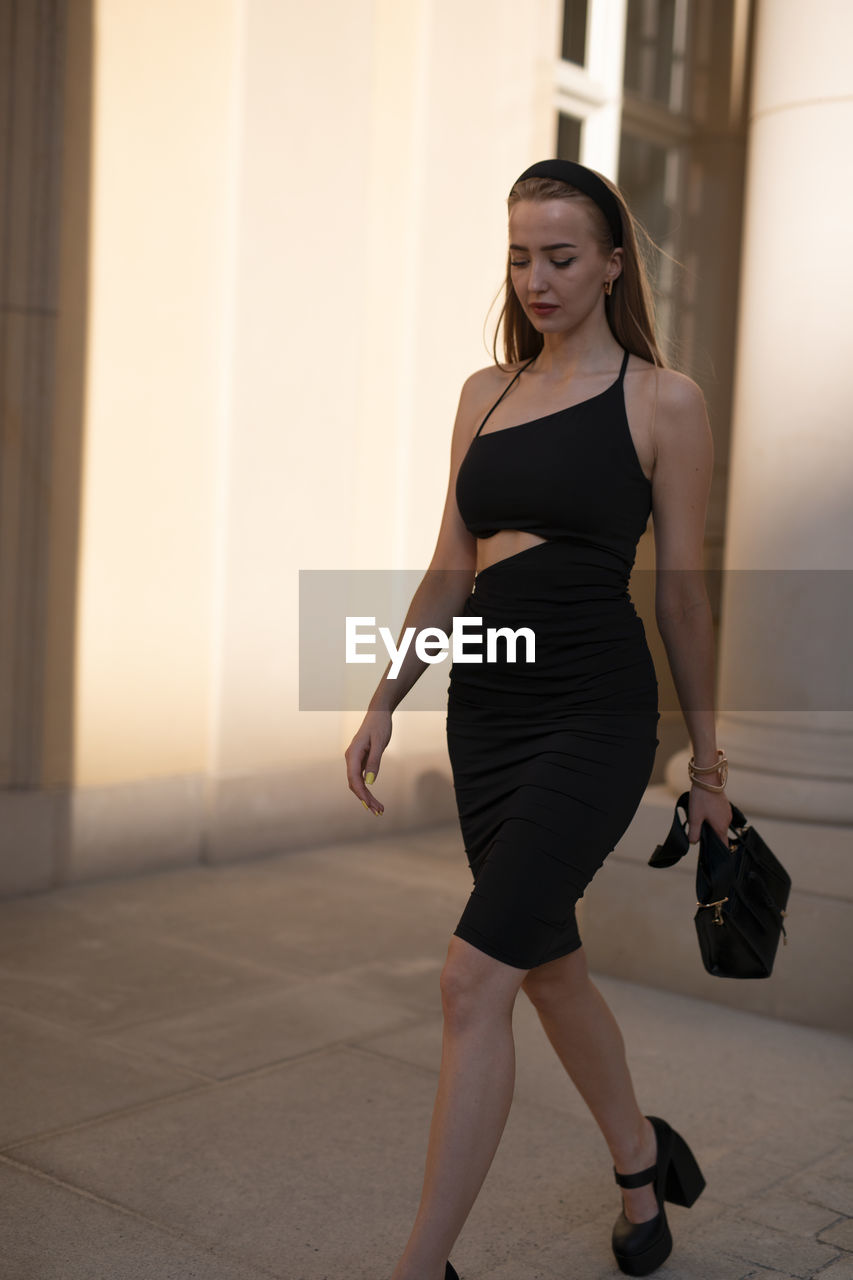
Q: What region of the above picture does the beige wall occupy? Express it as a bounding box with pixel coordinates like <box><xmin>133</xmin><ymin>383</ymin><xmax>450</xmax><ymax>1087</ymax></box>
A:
<box><xmin>5</xmin><ymin>0</ymin><xmax>563</xmax><ymax>886</ymax></box>
<box><xmin>70</xmin><ymin>0</ymin><xmax>562</xmax><ymax>786</ymax></box>
<box><xmin>54</xmin><ymin>0</ymin><xmax>558</xmax><ymax>783</ymax></box>
<box><xmin>66</xmin><ymin>0</ymin><xmax>237</xmax><ymax>785</ymax></box>
<box><xmin>212</xmin><ymin>0</ymin><xmax>375</xmax><ymax>774</ymax></box>
<box><xmin>711</xmin><ymin>0</ymin><xmax>853</xmax><ymax>822</ymax></box>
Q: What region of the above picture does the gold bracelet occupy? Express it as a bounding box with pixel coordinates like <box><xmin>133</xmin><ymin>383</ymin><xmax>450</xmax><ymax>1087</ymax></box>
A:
<box><xmin>689</xmin><ymin>748</ymin><xmax>727</xmax><ymax>773</ymax></box>
<box><xmin>690</xmin><ymin>775</ymin><xmax>728</xmax><ymax>793</ymax></box>
<box><xmin>688</xmin><ymin>748</ymin><xmax>728</xmax><ymax>790</ymax></box>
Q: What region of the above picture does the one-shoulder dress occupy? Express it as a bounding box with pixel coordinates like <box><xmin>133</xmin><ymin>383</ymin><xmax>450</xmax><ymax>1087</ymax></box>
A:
<box><xmin>447</xmin><ymin>347</ymin><xmax>659</xmax><ymax>970</ymax></box>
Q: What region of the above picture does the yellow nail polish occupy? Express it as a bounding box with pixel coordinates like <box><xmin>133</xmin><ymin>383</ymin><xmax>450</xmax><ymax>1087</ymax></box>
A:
<box><xmin>361</xmin><ymin>800</ymin><xmax>368</xmax><ymax>809</ymax></box>
<box><xmin>366</xmin><ymin>771</ymin><xmax>375</xmax><ymax>784</ymax></box>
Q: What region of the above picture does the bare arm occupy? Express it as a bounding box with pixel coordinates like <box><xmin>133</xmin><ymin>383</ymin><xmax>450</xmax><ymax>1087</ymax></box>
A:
<box><xmin>344</xmin><ymin>372</ymin><xmax>483</xmax><ymax>809</ymax></box>
<box><xmin>650</xmin><ymin>371</ymin><xmax>733</xmax><ymax>842</ymax></box>
<box><xmin>367</xmin><ymin>568</ymin><xmax>477</xmax><ymax>713</ymax></box>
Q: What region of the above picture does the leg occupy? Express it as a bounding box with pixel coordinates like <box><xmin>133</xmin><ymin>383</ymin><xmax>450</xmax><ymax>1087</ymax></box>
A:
<box><xmin>522</xmin><ymin>946</ymin><xmax>659</xmax><ymax>1224</ymax></box>
<box><xmin>391</xmin><ymin>936</ymin><xmax>528</xmax><ymax>1280</ymax></box>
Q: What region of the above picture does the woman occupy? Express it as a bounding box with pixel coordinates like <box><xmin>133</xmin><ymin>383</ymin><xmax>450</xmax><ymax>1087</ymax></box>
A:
<box><xmin>344</xmin><ymin>159</ymin><xmax>732</xmax><ymax>1280</ymax></box>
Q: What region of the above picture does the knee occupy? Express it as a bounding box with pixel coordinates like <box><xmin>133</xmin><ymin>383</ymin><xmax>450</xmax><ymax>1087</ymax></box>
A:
<box><xmin>439</xmin><ymin>955</ymin><xmax>482</xmax><ymax>1029</ymax></box>
<box><xmin>522</xmin><ymin>969</ymin><xmax>563</xmax><ymax>1015</ymax></box>
<box><xmin>439</xmin><ymin>950</ymin><xmax>516</xmax><ymax>1032</ymax></box>
<box><xmin>523</xmin><ymin>948</ymin><xmax>589</xmax><ymax>1013</ymax></box>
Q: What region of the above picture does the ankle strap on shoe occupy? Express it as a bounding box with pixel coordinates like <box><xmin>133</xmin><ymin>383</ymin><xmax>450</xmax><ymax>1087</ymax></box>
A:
<box><xmin>614</xmin><ymin>1163</ymin><xmax>656</xmax><ymax>1189</ymax></box>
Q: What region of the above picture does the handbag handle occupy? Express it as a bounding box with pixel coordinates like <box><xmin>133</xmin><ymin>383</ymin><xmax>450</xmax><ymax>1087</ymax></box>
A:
<box><xmin>649</xmin><ymin>791</ymin><xmax>747</xmax><ymax>869</ymax></box>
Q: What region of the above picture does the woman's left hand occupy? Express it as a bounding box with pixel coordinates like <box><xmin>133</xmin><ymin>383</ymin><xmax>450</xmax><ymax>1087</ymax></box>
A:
<box><xmin>687</xmin><ymin>786</ymin><xmax>733</xmax><ymax>845</ymax></box>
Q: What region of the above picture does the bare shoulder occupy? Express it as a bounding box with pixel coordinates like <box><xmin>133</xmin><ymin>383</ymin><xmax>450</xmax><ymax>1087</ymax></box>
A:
<box><xmin>455</xmin><ymin>361</ymin><xmax>527</xmax><ymax>439</ymax></box>
<box><xmin>460</xmin><ymin>360</ymin><xmax>527</xmax><ymax>400</ymax></box>
<box><xmin>627</xmin><ymin>358</ymin><xmax>705</xmax><ymax>411</ymax></box>
<box><xmin>648</xmin><ymin>369</ymin><xmax>713</xmax><ymax>488</ymax></box>
<box><xmin>654</xmin><ymin>367</ymin><xmax>707</xmax><ymax>417</ymax></box>
<box><xmin>627</xmin><ymin>363</ymin><xmax>709</xmax><ymax>459</ymax></box>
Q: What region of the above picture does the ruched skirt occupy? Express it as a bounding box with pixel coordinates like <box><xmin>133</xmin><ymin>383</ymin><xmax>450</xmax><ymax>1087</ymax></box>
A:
<box><xmin>445</xmin><ymin>540</ymin><xmax>660</xmax><ymax>970</ymax></box>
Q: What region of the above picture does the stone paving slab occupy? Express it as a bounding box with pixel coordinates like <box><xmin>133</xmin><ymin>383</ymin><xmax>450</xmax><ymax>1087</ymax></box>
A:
<box><xmin>0</xmin><ymin>1004</ymin><xmax>200</xmax><ymax>1147</ymax></box>
<box><xmin>6</xmin><ymin>1048</ymin><xmax>436</xmax><ymax>1277</ymax></box>
<box><xmin>0</xmin><ymin>1158</ymin><xmax>278</xmax><ymax>1280</ymax></box>
<box><xmin>780</xmin><ymin>1157</ymin><xmax>853</xmax><ymax>1218</ymax></box>
<box><xmin>821</xmin><ymin>1219</ymin><xmax>853</xmax><ymax>1251</ymax></box>
<box><xmin>737</xmin><ymin>1191</ymin><xmax>841</xmax><ymax>1238</ymax></box>
<box><xmin>813</xmin><ymin>1261</ymin><xmax>853</xmax><ymax>1280</ymax></box>
<box><xmin>0</xmin><ymin>898</ymin><xmax>286</xmax><ymax>1033</ymax></box>
<box><xmin>4</xmin><ymin>1038</ymin><xmax>734</xmax><ymax>1280</ymax></box>
<box><xmin>44</xmin><ymin>841</ymin><xmax>467</xmax><ymax>983</ymax></box>
<box><xmin>2</xmin><ymin>832</ymin><xmax>852</xmax><ymax>1278</ymax></box>
<box><xmin>687</xmin><ymin>1212</ymin><xmax>841</xmax><ymax>1276</ymax></box>
<box><xmin>101</xmin><ymin>973</ymin><xmax>427</xmax><ymax>1079</ymax></box>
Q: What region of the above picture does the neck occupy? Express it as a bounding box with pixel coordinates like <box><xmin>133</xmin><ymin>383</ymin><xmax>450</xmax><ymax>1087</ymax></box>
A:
<box><xmin>532</xmin><ymin>316</ymin><xmax>621</xmax><ymax>377</ymax></box>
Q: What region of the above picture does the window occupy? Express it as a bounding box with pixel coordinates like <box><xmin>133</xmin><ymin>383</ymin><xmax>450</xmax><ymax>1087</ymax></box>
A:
<box><xmin>561</xmin><ymin>0</ymin><xmax>590</xmax><ymax>66</ymax></box>
<box><xmin>623</xmin><ymin>0</ymin><xmax>690</xmax><ymax>114</ymax></box>
<box><xmin>557</xmin><ymin>113</ymin><xmax>583</xmax><ymax>162</ymax></box>
<box><xmin>553</xmin><ymin>0</ymin><xmax>746</xmax><ymax>380</ymax></box>
<box><xmin>555</xmin><ymin>0</ymin><xmax>623</xmax><ymax>176</ymax></box>
<box><xmin>617</xmin><ymin>131</ymin><xmax>686</xmax><ymax>350</ymax></box>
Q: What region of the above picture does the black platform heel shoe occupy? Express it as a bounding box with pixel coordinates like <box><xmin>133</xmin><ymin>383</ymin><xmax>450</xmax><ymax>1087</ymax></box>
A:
<box><xmin>611</xmin><ymin>1115</ymin><xmax>705</xmax><ymax>1277</ymax></box>
<box><xmin>445</xmin><ymin>1264</ymin><xmax>459</xmax><ymax>1280</ymax></box>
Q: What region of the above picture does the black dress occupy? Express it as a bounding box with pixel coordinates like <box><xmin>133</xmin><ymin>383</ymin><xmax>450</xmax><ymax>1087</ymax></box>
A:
<box><xmin>447</xmin><ymin>348</ymin><xmax>659</xmax><ymax>970</ymax></box>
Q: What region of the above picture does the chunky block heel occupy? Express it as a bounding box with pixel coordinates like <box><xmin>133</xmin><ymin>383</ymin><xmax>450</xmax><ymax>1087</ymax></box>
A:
<box><xmin>664</xmin><ymin>1130</ymin><xmax>706</xmax><ymax>1207</ymax></box>
<box><xmin>611</xmin><ymin>1115</ymin><xmax>705</xmax><ymax>1276</ymax></box>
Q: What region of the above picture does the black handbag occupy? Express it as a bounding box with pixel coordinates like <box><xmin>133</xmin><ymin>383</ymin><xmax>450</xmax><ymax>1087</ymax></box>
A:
<box><xmin>649</xmin><ymin>791</ymin><xmax>791</xmax><ymax>979</ymax></box>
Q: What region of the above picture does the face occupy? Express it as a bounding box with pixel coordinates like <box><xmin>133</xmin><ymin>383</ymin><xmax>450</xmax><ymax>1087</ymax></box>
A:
<box><xmin>508</xmin><ymin>198</ymin><xmax>622</xmax><ymax>334</ymax></box>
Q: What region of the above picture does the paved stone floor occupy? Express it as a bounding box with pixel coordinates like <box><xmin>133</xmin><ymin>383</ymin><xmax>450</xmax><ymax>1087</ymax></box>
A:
<box><xmin>1</xmin><ymin>822</ymin><xmax>852</xmax><ymax>1280</ymax></box>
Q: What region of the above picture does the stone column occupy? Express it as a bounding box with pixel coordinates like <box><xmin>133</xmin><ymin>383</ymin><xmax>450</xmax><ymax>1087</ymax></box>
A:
<box><xmin>665</xmin><ymin>0</ymin><xmax>853</xmax><ymax>823</ymax></box>
<box><xmin>0</xmin><ymin>2</ymin><xmax>67</xmax><ymax>789</ymax></box>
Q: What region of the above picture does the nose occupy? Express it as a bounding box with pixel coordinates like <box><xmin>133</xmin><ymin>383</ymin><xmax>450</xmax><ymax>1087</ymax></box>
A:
<box><xmin>528</xmin><ymin>258</ymin><xmax>548</xmax><ymax>294</ymax></box>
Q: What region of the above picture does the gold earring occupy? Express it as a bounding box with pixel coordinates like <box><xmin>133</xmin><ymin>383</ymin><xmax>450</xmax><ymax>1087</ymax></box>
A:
<box><xmin>604</xmin><ymin>279</ymin><xmax>613</xmax><ymax>296</ymax></box>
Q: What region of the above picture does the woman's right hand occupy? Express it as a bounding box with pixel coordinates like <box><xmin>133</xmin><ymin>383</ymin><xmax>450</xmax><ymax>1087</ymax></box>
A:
<box><xmin>344</xmin><ymin>707</ymin><xmax>392</xmax><ymax>816</ymax></box>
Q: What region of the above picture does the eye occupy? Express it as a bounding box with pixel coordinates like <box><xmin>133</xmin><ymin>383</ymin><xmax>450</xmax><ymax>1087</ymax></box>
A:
<box><xmin>552</xmin><ymin>257</ymin><xmax>576</xmax><ymax>268</ymax></box>
<box><xmin>509</xmin><ymin>259</ymin><xmax>528</xmax><ymax>268</ymax></box>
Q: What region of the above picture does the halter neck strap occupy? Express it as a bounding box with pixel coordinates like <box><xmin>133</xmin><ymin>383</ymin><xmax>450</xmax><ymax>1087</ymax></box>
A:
<box><xmin>474</xmin><ymin>355</ymin><xmax>538</xmax><ymax>438</ymax></box>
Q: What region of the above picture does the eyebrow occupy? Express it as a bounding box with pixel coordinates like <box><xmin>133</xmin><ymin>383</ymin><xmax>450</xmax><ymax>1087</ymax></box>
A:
<box><xmin>509</xmin><ymin>242</ymin><xmax>578</xmax><ymax>251</ymax></box>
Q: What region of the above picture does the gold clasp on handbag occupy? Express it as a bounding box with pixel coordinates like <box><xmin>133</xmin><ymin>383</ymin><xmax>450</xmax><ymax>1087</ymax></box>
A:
<box><xmin>697</xmin><ymin>896</ymin><xmax>729</xmax><ymax>925</ymax></box>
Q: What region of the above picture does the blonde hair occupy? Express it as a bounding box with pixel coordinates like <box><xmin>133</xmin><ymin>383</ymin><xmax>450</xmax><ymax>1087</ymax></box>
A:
<box><xmin>493</xmin><ymin>172</ymin><xmax>666</xmax><ymax>369</ymax></box>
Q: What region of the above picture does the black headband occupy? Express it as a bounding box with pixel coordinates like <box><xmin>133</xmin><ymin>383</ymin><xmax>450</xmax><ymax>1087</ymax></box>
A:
<box><xmin>512</xmin><ymin>159</ymin><xmax>623</xmax><ymax>248</ymax></box>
